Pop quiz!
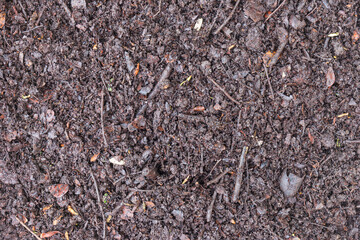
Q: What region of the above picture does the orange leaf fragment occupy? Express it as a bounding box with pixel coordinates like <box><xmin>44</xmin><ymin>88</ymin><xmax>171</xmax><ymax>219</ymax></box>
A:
<box><xmin>0</xmin><ymin>12</ymin><xmax>5</xmax><ymax>29</ymax></box>
<box><xmin>67</xmin><ymin>205</ymin><xmax>79</xmax><ymax>216</ymax></box>
<box><xmin>40</xmin><ymin>231</ymin><xmax>61</xmax><ymax>238</ymax></box>
<box><xmin>352</xmin><ymin>30</ymin><xmax>359</xmax><ymax>43</ymax></box>
<box><xmin>308</xmin><ymin>129</ymin><xmax>314</xmax><ymax>144</ymax></box>
<box><xmin>325</xmin><ymin>67</ymin><xmax>335</xmax><ymax>88</ymax></box>
<box><xmin>90</xmin><ymin>152</ymin><xmax>100</xmax><ymax>162</ymax></box>
<box><xmin>193</xmin><ymin>106</ymin><xmax>205</xmax><ymax>112</ymax></box>
<box><xmin>145</xmin><ymin>201</ymin><xmax>155</xmax><ymax>208</ymax></box>
<box><xmin>48</xmin><ymin>184</ymin><xmax>69</xmax><ymax>198</ymax></box>
<box><xmin>42</xmin><ymin>204</ymin><xmax>53</xmax><ymax>213</ymax></box>
<box><xmin>134</xmin><ymin>63</ymin><xmax>140</xmax><ymax>76</ymax></box>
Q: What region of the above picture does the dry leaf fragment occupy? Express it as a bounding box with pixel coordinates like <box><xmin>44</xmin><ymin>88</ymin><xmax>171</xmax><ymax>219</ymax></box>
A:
<box><xmin>48</xmin><ymin>184</ymin><xmax>69</xmax><ymax>198</ymax></box>
<box><xmin>308</xmin><ymin>129</ymin><xmax>314</xmax><ymax>144</ymax></box>
<box><xmin>53</xmin><ymin>215</ymin><xmax>63</xmax><ymax>226</ymax></box>
<box><xmin>109</xmin><ymin>156</ymin><xmax>125</xmax><ymax>165</ymax></box>
<box><xmin>42</xmin><ymin>204</ymin><xmax>53</xmax><ymax>213</ymax></box>
<box><xmin>67</xmin><ymin>205</ymin><xmax>78</xmax><ymax>216</ymax></box>
<box><xmin>145</xmin><ymin>201</ymin><xmax>155</xmax><ymax>208</ymax></box>
<box><xmin>40</xmin><ymin>231</ymin><xmax>61</xmax><ymax>238</ymax></box>
<box><xmin>0</xmin><ymin>12</ymin><xmax>5</xmax><ymax>29</ymax></box>
<box><xmin>65</xmin><ymin>231</ymin><xmax>69</xmax><ymax>240</ymax></box>
<box><xmin>120</xmin><ymin>206</ymin><xmax>134</xmax><ymax>220</ymax></box>
<box><xmin>279</xmin><ymin>170</ymin><xmax>304</xmax><ymax>197</ymax></box>
<box><xmin>194</xmin><ymin>18</ymin><xmax>203</xmax><ymax>31</ymax></box>
<box><xmin>193</xmin><ymin>106</ymin><xmax>205</xmax><ymax>112</ymax></box>
<box><xmin>326</xmin><ymin>67</ymin><xmax>335</xmax><ymax>88</ymax></box>
<box><xmin>352</xmin><ymin>30</ymin><xmax>360</xmax><ymax>43</ymax></box>
<box><xmin>90</xmin><ymin>152</ymin><xmax>100</xmax><ymax>162</ymax></box>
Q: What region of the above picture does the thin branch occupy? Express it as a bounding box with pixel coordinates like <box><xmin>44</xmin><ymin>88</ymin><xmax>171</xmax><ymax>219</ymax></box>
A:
<box><xmin>153</xmin><ymin>0</ymin><xmax>162</xmax><ymax>17</ymax></box>
<box><xmin>269</xmin><ymin>36</ymin><xmax>288</xmax><ymax>68</ymax></box>
<box><xmin>207</xmin><ymin>76</ymin><xmax>241</xmax><ymax>106</ymax></box>
<box><xmin>265</xmin><ymin>0</ymin><xmax>287</xmax><ymax>22</ymax></box>
<box><xmin>206</xmin><ymin>168</ymin><xmax>230</xmax><ymax>186</ymax></box>
<box><xmin>345</xmin><ymin>139</ymin><xmax>360</xmax><ymax>144</ymax></box>
<box><xmin>214</xmin><ymin>0</ymin><xmax>241</xmax><ymax>34</ymax></box>
<box><xmin>263</xmin><ymin>63</ymin><xmax>275</xmax><ymax>99</ymax></box>
<box><xmin>58</xmin><ymin>0</ymin><xmax>75</xmax><ymax>26</ymax></box>
<box><xmin>232</xmin><ymin>146</ymin><xmax>248</xmax><ymax>202</ymax></box>
<box><xmin>204</xmin><ymin>0</ymin><xmax>224</xmax><ymax>38</ymax></box>
<box><xmin>100</xmin><ymin>89</ymin><xmax>108</xmax><ymax>148</ymax></box>
<box><xmin>136</xmin><ymin>64</ymin><xmax>172</xmax><ymax>117</ymax></box>
<box><xmin>90</xmin><ymin>172</ymin><xmax>106</xmax><ymax>239</ymax></box>
<box><xmin>206</xmin><ymin>190</ymin><xmax>217</xmax><ymax>222</ymax></box>
<box><xmin>15</xmin><ymin>216</ymin><xmax>42</xmax><ymax>240</ymax></box>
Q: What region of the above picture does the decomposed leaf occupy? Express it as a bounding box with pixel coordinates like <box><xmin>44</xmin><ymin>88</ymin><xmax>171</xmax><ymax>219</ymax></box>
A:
<box><xmin>194</xmin><ymin>18</ymin><xmax>203</xmax><ymax>31</ymax></box>
<box><xmin>193</xmin><ymin>106</ymin><xmax>205</xmax><ymax>112</ymax></box>
<box><xmin>279</xmin><ymin>170</ymin><xmax>304</xmax><ymax>197</ymax></box>
<box><xmin>0</xmin><ymin>12</ymin><xmax>5</xmax><ymax>29</ymax></box>
<box><xmin>326</xmin><ymin>67</ymin><xmax>335</xmax><ymax>88</ymax></box>
<box><xmin>109</xmin><ymin>156</ymin><xmax>125</xmax><ymax>165</ymax></box>
<box><xmin>40</xmin><ymin>231</ymin><xmax>61</xmax><ymax>238</ymax></box>
<box><xmin>48</xmin><ymin>184</ymin><xmax>69</xmax><ymax>198</ymax></box>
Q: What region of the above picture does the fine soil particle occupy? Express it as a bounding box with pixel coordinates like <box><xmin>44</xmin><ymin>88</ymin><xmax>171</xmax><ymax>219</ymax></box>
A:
<box><xmin>1</xmin><ymin>1</ymin><xmax>359</xmax><ymax>239</ymax></box>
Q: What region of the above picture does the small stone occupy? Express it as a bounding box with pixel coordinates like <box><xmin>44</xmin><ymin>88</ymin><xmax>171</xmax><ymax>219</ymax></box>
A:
<box><xmin>139</xmin><ymin>86</ymin><xmax>152</xmax><ymax>95</ymax></box>
<box><xmin>290</xmin><ymin>15</ymin><xmax>306</xmax><ymax>30</ymax></box>
<box><xmin>172</xmin><ymin>210</ymin><xmax>184</xmax><ymax>222</ymax></box>
<box><xmin>349</xmin><ymin>98</ymin><xmax>357</xmax><ymax>106</ymax></box>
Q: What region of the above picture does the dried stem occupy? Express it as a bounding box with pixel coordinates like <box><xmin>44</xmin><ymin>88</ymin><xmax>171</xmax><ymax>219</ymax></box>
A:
<box><xmin>232</xmin><ymin>146</ymin><xmax>248</xmax><ymax>202</ymax></box>
<box><xmin>100</xmin><ymin>89</ymin><xmax>108</xmax><ymax>147</ymax></box>
<box><xmin>15</xmin><ymin>216</ymin><xmax>42</xmax><ymax>240</ymax></box>
<box><xmin>207</xmin><ymin>76</ymin><xmax>241</xmax><ymax>106</ymax></box>
<box><xmin>206</xmin><ymin>168</ymin><xmax>230</xmax><ymax>186</ymax></box>
<box><xmin>263</xmin><ymin>63</ymin><xmax>275</xmax><ymax>99</ymax></box>
<box><xmin>206</xmin><ymin>190</ymin><xmax>217</xmax><ymax>222</ymax></box>
<box><xmin>90</xmin><ymin>172</ymin><xmax>106</xmax><ymax>239</ymax></box>
<box><xmin>214</xmin><ymin>0</ymin><xmax>241</xmax><ymax>34</ymax></box>
<box><xmin>265</xmin><ymin>0</ymin><xmax>287</xmax><ymax>22</ymax></box>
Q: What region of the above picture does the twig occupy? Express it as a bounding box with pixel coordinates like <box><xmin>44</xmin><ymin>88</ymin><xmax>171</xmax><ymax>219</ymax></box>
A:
<box><xmin>207</xmin><ymin>76</ymin><xmax>241</xmax><ymax>106</ymax></box>
<box><xmin>100</xmin><ymin>89</ymin><xmax>108</xmax><ymax>148</ymax></box>
<box><xmin>17</xmin><ymin>0</ymin><xmax>28</xmax><ymax>20</ymax></box>
<box><xmin>269</xmin><ymin>36</ymin><xmax>288</xmax><ymax>68</ymax></box>
<box><xmin>90</xmin><ymin>172</ymin><xmax>106</xmax><ymax>239</ymax></box>
<box><xmin>58</xmin><ymin>0</ymin><xmax>75</xmax><ymax>26</ymax></box>
<box><xmin>23</xmin><ymin>25</ymin><xmax>43</xmax><ymax>33</ymax></box>
<box><xmin>153</xmin><ymin>0</ymin><xmax>162</xmax><ymax>17</ymax></box>
<box><xmin>214</xmin><ymin>0</ymin><xmax>241</xmax><ymax>35</ymax></box>
<box><xmin>206</xmin><ymin>168</ymin><xmax>230</xmax><ymax>186</ymax></box>
<box><xmin>128</xmin><ymin>188</ymin><xmax>154</xmax><ymax>192</ymax></box>
<box><xmin>35</xmin><ymin>3</ymin><xmax>46</xmax><ymax>26</ymax></box>
<box><xmin>204</xmin><ymin>0</ymin><xmax>224</xmax><ymax>38</ymax></box>
<box><xmin>265</xmin><ymin>0</ymin><xmax>287</xmax><ymax>22</ymax></box>
<box><xmin>136</xmin><ymin>64</ymin><xmax>172</xmax><ymax>117</ymax></box>
<box><xmin>206</xmin><ymin>190</ymin><xmax>217</xmax><ymax>222</ymax></box>
<box><xmin>263</xmin><ymin>63</ymin><xmax>275</xmax><ymax>100</ymax></box>
<box><xmin>15</xmin><ymin>216</ymin><xmax>42</xmax><ymax>240</ymax></box>
<box><xmin>232</xmin><ymin>146</ymin><xmax>248</xmax><ymax>202</ymax></box>
<box><xmin>345</xmin><ymin>139</ymin><xmax>360</xmax><ymax>144</ymax></box>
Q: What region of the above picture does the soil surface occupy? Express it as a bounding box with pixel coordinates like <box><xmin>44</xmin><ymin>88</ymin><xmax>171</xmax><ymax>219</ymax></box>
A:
<box><xmin>1</xmin><ymin>0</ymin><xmax>359</xmax><ymax>239</ymax></box>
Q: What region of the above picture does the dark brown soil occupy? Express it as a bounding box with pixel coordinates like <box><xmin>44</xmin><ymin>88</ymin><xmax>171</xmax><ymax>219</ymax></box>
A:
<box><xmin>1</xmin><ymin>1</ymin><xmax>359</xmax><ymax>239</ymax></box>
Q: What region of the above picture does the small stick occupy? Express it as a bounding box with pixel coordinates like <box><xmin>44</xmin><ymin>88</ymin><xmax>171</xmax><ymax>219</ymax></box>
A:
<box><xmin>263</xmin><ymin>63</ymin><xmax>275</xmax><ymax>99</ymax></box>
<box><xmin>23</xmin><ymin>25</ymin><xmax>43</xmax><ymax>33</ymax></box>
<box><xmin>17</xmin><ymin>0</ymin><xmax>28</xmax><ymax>20</ymax></box>
<box><xmin>207</xmin><ymin>76</ymin><xmax>241</xmax><ymax>106</ymax></box>
<box><xmin>100</xmin><ymin>89</ymin><xmax>108</xmax><ymax>147</ymax></box>
<box><xmin>206</xmin><ymin>190</ymin><xmax>217</xmax><ymax>222</ymax></box>
<box><xmin>128</xmin><ymin>188</ymin><xmax>154</xmax><ymax>192</ymax></box>
<box><xmin>35</xmin><ymin>2</ymin><xmax>46</xmax><ymax>26</ymax></box>
<box><xmin>214</xmin><ymin>0</ymin><xmax>241</xmax><ymax>35</ymax></box>
<box><xmin>232</xmin><ymin>146</ymin><xmax>248</xmax><ymax>202</ymax></box>
<box><xmin>345</xmin><ymin>139</ymin><xmax>360</xmax><ymax>144</ymax></box>
<box><xmin>153</xmin><ymin>0</ymin><xmax>162</xmax><ymax>17</ymax></box>
<box><xmin>58</xmin><ymin>0</ymin><xmax>75</xmax><ymax>26</ymax></box>
<box><xmin>136</xmin><ymin>64</ymin><xmax>172</xmax><ymax>117</ymax></box>
<box><xmin>204</xmin><ymin>0</ymin><xmax>224</xmax><ymax>38</ymax></box>
<box><xmin>15</xmin><ymin>216</ymin><xmax>42</xmax><ymax>240</ymax></box>
<box><xmin>269</xmin><ymin>36</ymin><xmax>288</xmax><ymax>68</ymax></box>
<box><xmin>265</xmin><ymin>0</ymin><xmax>287</xmax><ymax>22</ymax></box>
<box><xmin>206</xmin><ymin>168</ymin><xmax>230</xmax><ymax>186</ymax></box>
<box><xmin>90</xmin><ymin>172</ymin><xmax>106</xmax><ymax>239</ymax></box>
